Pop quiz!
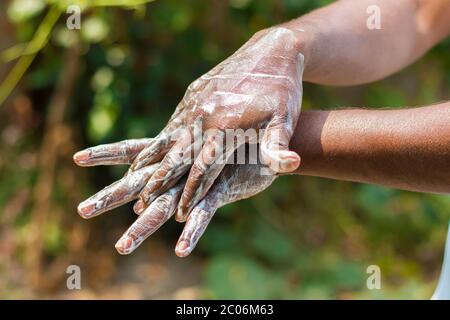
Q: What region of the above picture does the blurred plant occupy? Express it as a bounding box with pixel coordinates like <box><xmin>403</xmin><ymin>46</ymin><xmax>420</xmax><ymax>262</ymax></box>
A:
<box><xmin>0</xmin><ymin>0</ymin><xmax>155</xmax><ymax>105</ymax></box>
<box><xmin>0</xmin><ymin>0</ymin><xmax>448</xmax><ymax>299</ymax></box>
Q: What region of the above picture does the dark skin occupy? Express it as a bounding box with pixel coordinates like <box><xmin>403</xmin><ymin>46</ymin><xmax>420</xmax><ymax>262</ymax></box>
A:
<box><xmin>74</xmin><ymin>0</ymin><xmax>450</xmax><ymax>256</ymax></box>
<box><xmin>74</xmin><ymin>103</ymin><xmax>450</xmax><ymax>256</ymax></box>
<box><xmin>124</xmin><ymin>0</ymin><xmax>450</xmax><ymax>220</ymax></box>
<box><xmin>285</xmin><ymin>0</ymin><xmax>450</xmax><ymax>85</ymax></box>
<box><xmin>291</xmin><ymin>103</ymin><xmax>450</xmax><ymax>194</ymax></box>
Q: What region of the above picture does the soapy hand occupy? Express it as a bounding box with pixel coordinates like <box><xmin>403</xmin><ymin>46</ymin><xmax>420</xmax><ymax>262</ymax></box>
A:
<box><xmin>129</xmin><ymin>27</ymin><xmax>304</xmax><ymax>223</ymax></box>
<box><xmin>74</xmin><ymin>139</ymin><xmax>276</xmax><ymax>257</ymax></box>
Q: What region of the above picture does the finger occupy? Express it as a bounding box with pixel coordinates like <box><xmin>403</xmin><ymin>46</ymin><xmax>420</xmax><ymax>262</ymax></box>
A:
<box><xmin>176</xmin><ymin>131</ymin><xmax>233</xmax><ymax>222</ymax></box>
<box><xmin>73</xmin><ymin>138</ymin><xmax>152</xmax><ymax>167</ymax></box>
<box><xmin>131</xmin><ymin>131</ymin><xmax>177</xmax><ymax>171</ymax></box>
<box><xmin>260</xmin><ymin>117</ymin><xmax>300</xmax><ymax>173</ymax></box>
<box><xmin>175</xmin><ymin>163</ymin><xmax>276</xmax><ymax>258</ymax></box>
<box><xmin>77</xmin><ymin>163</ymin><xmax>159</xmax><ymax>219</ymax></box>
<box><xmin>175</xmin><ymin>154</ymin><xmax>279</xmax><ymax>258</ymax></box>
<box><xmin>175</xmin><ymin>163</ymin><xmax>235</xmax><ymax>257</ymax></box>
<box><xmin>175</xmin><ymin>195</ymin><xmax>219</xmax><ymax>258</ymax></box>
<box><xmin>132</xmin><ymin>115</ymin><xmax>203</xmax><ymax>172</ymax></box>
<box><xmin>136</xmin><ymin>132</ymin><xmax>195</xmax><ymax>212</ymax></box>
<box><xmin>133</xmin><ymin>198</ymin><xmax>146</xmax><ymax>215</ymax></box>
<box><xmin>115</xmin><ymin>181</ymin><xmax>184</xmax><ymax>255</ymax></box>
<box><xmin>137</xmin><ymin>117</ymin><xmax>203</xmax><ymax>211</ymax></box>
<box><xmin>133</xmin><ymin>139</ymin><xmax>229</xmax><ymax>216</ymax></box>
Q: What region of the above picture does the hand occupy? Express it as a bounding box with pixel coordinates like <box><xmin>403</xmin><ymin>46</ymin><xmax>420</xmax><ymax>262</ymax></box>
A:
<box><xmin>74</xmin><ymin>139</ymin><xmax>276</xmax><ymax>257</ymax></box>
<box><xmin>130</xmin><ymin>27</ymin><xmax>304</xmax><ymax>222</ymax></box>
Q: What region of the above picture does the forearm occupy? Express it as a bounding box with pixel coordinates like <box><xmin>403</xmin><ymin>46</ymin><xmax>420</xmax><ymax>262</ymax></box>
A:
<box><xmin>277</xmin><ymin>0</ymin><xmax>450</xmax><ymax>85</ymax></box>
<box><xmin>290</xmin><ymin>102</ymin><xmax>450</xmax><ymax>194</ymax></box>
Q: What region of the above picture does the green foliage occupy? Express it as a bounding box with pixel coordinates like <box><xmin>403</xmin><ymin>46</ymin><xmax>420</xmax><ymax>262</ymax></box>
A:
<box><xmin>1</xmin><ymin>0</ymin><xmax>449</xmax><ymax>299</ymax></box>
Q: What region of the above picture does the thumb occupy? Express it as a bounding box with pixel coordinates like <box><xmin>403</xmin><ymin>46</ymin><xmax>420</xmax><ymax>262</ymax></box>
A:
<box><xmin>260</xmin><ymin>119</ymin><xmax>300</xmax><ymax>173</ymax></box>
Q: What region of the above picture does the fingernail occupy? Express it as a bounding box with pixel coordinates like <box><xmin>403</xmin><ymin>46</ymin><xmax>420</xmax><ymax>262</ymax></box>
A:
<box><xmin>175</xmin><ymin>206</ymin><xmax>187</xmax><ymax>223</ymax></box>
<box><xmin>77</xmin><ymin>201</ymin><xmax>96</xmax><ymax>218</ymax></box>
<box><xmin>115</xmin><ymin>236</ymin><xmax>134</xmax><ymax>255</ymax></box>
<box><xmin>133</xmin><ymin>200</ymin><xmax>145</xmax><ymax>215</ymax></box>
<box><xmin>175</xmin><ymin>240</ymin><xmax>191</xmax><ymax>257</ymax></box>
<box><xmin>276</xmin><ymin>151</ymin><xmax>300</xmax><ymax>173</ymax></box>
<box><xmin>73</xmin><ymin>150</ymin><xmax>90</xmax><ymax>164</ymax></box>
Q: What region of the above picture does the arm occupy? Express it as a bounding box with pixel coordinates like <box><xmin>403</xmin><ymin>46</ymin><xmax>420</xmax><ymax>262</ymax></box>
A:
<box><xmin>279</xmin><ymin>0</ymin><xmax>450</xmax><ymax>85</ymax></box>
<box><xmin>73</xmin><ymin>102</ymin><xmax>450</xmax><ymax>257</ymax></box>
<box><xmin>127</xmin><ymin>0</ymin><xmax>450</xmax><ymax>224</ymax></box>
<box><xmin>290</xmin><ymin>102</ymin><xmax>450</xmax><ymax>194</ymax></box>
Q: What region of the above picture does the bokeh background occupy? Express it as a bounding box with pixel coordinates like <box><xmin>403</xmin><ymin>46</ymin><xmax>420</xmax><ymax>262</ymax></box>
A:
<box><xmin>0</xmin><ymin>0</ymin><xmax>449</xmax><ymax>299</ymax></box>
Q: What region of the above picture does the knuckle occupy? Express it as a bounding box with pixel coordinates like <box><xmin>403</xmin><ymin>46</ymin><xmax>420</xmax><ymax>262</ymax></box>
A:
<box><xmin>164</xmin><ymin>151</ymin><xmax>182</xmax><ymax>168</ymax></box>
<box><xmin>187</xmin><ymin>78</ymin><xmax>203</xmax><ymax>91</ymax></box>
<box><xmin>140</xmin><ymin>188</ymin><xmax>151</xmax><ymax>203</ymax></box>
<box><xmin>156</xmin><ymin>194</ymin><xmax>173</xmax><ymax>211</ymax></box>
<box><xmin>191</xmin><ymin>161</ymin><xmax>206</xmax><ymax>178</ymax></box>
<box><xmin>184</xmin><ymin>178</ymin><xmax>199</xmax><ymax>198</ymax></box>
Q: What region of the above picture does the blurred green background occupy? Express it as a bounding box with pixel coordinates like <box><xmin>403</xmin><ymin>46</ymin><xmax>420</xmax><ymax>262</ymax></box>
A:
<box><xmin>0</xmin><ymin>0</ymin><xmax>449</xmax><ymax>299</ymax></box>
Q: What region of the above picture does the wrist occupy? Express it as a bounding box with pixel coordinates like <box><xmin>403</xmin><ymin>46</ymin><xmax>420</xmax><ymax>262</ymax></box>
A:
<box><xmin>288</xmin><ymin>110</ymin><xmax>329</xmax><ymax>175</ymax></box>
<box><xmin>276</xmin><ymin>22</ymin><xmax>316</xmax><ymax>80</ymax></box>
<box><xmin>251</xmin><ymin>26</ymin><xmax>311</xmax><ymax>68</ymax></box>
